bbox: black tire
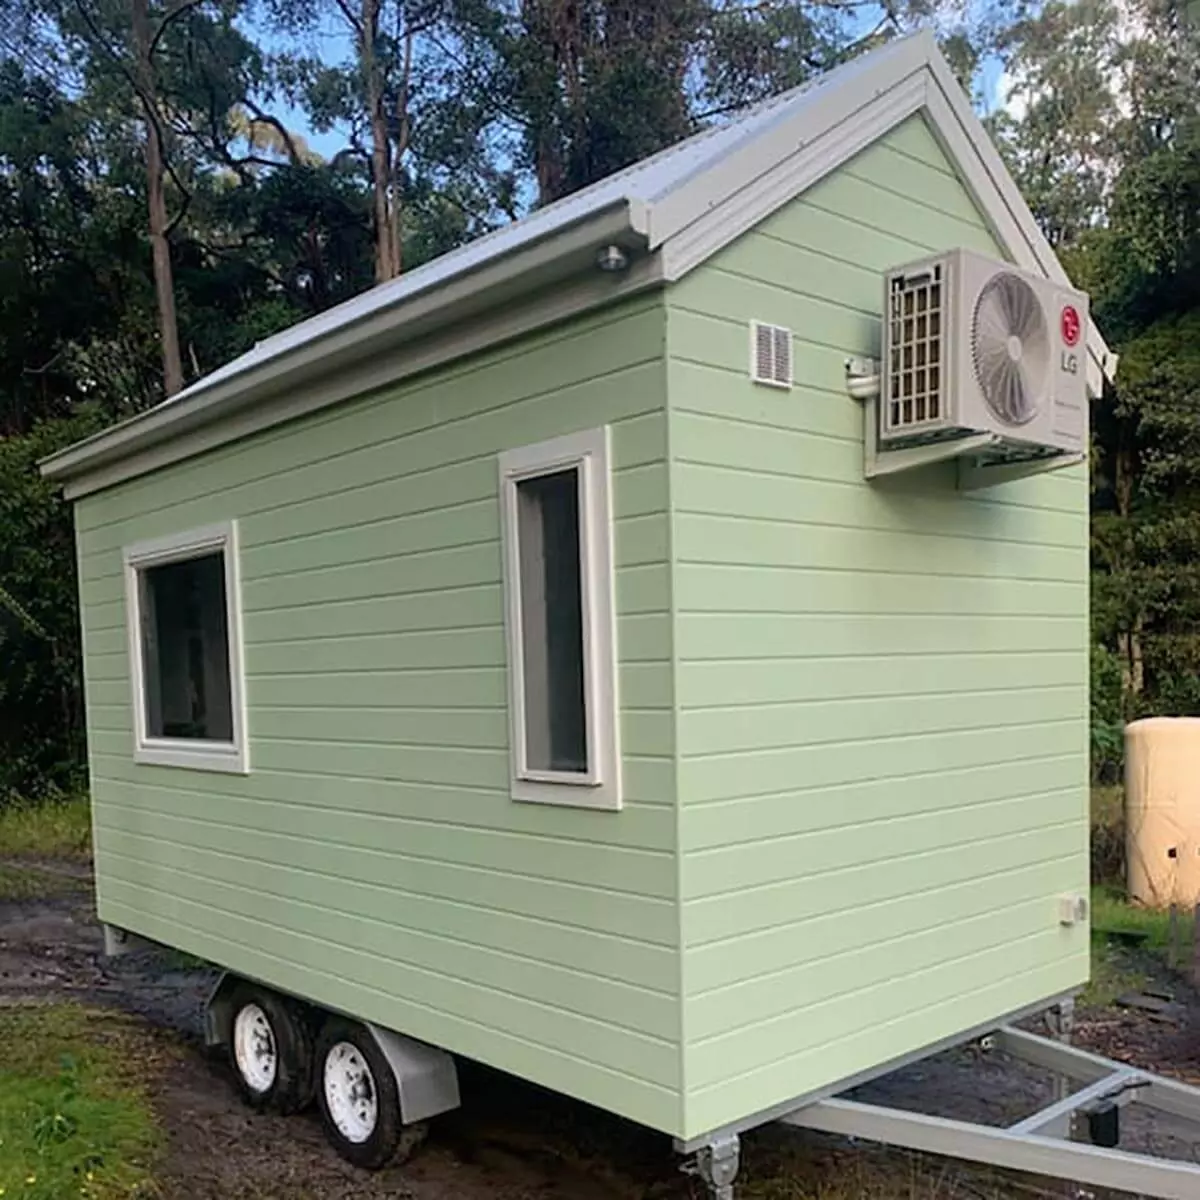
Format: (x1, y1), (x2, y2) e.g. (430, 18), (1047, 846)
(227, 983), (314, 1115)
(315, 1017), (421, 1170)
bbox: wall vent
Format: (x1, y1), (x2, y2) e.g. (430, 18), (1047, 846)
(750, 321), (793, 389)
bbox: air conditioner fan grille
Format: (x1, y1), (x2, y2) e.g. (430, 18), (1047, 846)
(971, 273), (1051, 426)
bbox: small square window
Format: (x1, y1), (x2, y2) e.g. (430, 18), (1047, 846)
(124, 522), (248, 773)
(499, 428), (620, 809)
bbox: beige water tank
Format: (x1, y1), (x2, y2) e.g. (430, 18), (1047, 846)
(1126, 717), (1200, 908)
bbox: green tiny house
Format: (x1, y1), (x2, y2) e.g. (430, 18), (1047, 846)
(45, 32), (1109, 1157)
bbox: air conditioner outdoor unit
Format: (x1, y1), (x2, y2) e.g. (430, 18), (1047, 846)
(881, 248), (1088, 460)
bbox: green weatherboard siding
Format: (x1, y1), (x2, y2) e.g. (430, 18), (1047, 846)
(667, 113), (1089, 1137)
(76, 296), (682, 1133)
(74, 112), (1088, 1144)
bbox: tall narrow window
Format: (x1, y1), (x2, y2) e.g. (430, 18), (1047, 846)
(124, 522), (248, 773)
(517, 469), (588, 773)
(499, 428), (620, 809)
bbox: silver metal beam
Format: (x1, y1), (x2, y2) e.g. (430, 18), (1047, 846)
(785, 1098), (1200, 1200)
(998, 1026), (1200, 1126)
(1007, 1068), (1142, 1138)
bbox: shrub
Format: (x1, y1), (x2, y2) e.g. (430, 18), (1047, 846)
(1090, 642), (1126, 784)
(1091, 786), (1126, 885)
(0, 410), (105, 804)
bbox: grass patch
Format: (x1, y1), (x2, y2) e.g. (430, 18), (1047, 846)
(0, 1005), (162, 1200)
(0, 798), (91, 861)
(1091, 882), (1193, 953)
(1081, 882), (1197, 1007)
(0, 864), (88, 902)
(1081, 938), (1147, 1008)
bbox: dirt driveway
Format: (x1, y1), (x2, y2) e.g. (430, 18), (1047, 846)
(4, 862), (1200, 1199)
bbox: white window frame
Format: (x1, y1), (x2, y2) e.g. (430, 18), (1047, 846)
(123, 520), (249, 774)
(498, 427), (621, 810)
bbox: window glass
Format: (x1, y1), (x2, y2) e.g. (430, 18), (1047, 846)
(138, 552), (233, 742)
(515, 468), (588, 774)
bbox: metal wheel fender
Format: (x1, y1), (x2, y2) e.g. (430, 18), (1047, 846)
(204, 972), (240, 1049)
(364, 1023), (460, 1123)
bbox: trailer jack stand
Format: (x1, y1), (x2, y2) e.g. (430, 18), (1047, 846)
(683, 1133), (740, 1199)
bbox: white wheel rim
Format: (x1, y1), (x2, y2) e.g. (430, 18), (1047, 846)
(233, 1003), (277, 1094)
(324, 1041), (379, 1144)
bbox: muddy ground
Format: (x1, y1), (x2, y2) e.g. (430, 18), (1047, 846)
(4, 862), (1200, 1199)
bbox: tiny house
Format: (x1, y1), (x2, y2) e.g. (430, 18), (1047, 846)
(43, 31), (1111, 1191)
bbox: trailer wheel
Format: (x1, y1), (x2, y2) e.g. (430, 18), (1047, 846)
(228, 984), (313, 1114)
(316, 1018), (426, 1169)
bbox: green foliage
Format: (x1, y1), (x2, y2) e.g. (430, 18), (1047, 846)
(1000, 1), (1200, 755)
(0, 796), (92, 860)
(0, 62), (160, 429)
(1090, 645), (1124, 782)
(989, 0), (1125, 248)
(1090, 785), (1125, 884)
(0, 1006), (160, 1200)
(0, 416), (108, 804)
(1092, 883), (1194, 951)
(446, 0), (973, 205)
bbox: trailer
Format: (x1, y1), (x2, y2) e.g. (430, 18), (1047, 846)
(46, 27), (1199, 1199)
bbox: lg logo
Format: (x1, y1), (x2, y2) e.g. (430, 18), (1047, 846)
(1061, 304), (1081, 374)
(1061, 304), (1081, 347)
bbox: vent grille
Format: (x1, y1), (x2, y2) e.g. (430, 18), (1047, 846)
(887, 265), (943, 431)
(750, 321), (792, 389)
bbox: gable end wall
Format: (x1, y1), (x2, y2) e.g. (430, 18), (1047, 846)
(666, 113), (1090, 1138)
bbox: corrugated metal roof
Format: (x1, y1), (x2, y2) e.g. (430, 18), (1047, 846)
(171, 40), (884, 405)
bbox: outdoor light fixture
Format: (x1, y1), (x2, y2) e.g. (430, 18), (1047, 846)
(595, 244), (629, 273)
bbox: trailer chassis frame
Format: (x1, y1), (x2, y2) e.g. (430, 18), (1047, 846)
(684, 1017), (1200, 1200)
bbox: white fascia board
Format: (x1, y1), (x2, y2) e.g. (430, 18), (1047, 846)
(658, 71), (928, 280)
(920, 50), (1115, 392)
(647, 33), (932, 255)
(41, 198), (650, 490)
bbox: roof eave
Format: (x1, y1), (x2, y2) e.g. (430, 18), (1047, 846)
(41, 197), (651, 488)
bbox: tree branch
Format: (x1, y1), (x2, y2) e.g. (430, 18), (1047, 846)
(148, 0), (207, 59)
(190, 235), (289, 291)
(332, 0), (363, 36)
(163, 185), (192, 237)
(242, 98), (307, 166)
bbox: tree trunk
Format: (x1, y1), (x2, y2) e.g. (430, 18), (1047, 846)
(362, 0), (399, 283)
(1114, 430), (1144, 706)
(389, 29), (414, 275)
(131, 0), (184, 397)
(522, 0), (565, 204)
